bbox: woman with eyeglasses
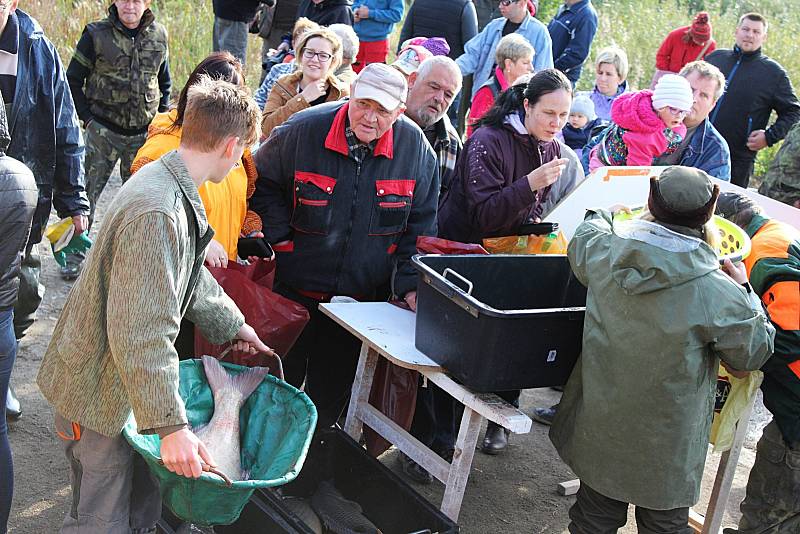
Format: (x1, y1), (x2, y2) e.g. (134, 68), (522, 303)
(261, 28), (349, 140)
(588, 73), (695, 172)
(437, 69), (585, 454)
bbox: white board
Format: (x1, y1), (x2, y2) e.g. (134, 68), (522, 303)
(544, 166), (800, 240)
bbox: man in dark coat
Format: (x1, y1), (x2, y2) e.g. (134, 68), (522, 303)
(297, 0), (354, 26)
(706, 12), (800, 188)
(1, 3), (89, 419)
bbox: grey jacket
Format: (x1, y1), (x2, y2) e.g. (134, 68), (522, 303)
(0, 96), (37, 310)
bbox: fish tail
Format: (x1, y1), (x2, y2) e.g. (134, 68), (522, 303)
(201, 355), (269, 401)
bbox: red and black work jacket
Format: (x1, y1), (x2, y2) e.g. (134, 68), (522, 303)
(251, 101), (439, 299)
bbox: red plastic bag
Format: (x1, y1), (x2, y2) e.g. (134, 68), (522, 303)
(416, 236), (489, 255)
(195, 261), (309, 367)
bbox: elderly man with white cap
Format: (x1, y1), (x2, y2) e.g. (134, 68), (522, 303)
(251, 63), (439, 427)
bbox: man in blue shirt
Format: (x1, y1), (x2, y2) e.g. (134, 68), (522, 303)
(456, 0), (553, 99)
(547, 0), (598, 87)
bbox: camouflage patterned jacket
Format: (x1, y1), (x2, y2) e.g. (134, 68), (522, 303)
(68, 5), (170, 134)
(760, 120), (800, 207)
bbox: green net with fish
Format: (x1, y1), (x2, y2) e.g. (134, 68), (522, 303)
(123, 359), (317, 526)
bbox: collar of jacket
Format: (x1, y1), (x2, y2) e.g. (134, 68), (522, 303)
(325, 101), (394, 159)
(433, 113), (459, 149)
(159, 150), (210, 238)
(558, 0), (591, 15)
(108, 4), (155, 35)
(733, 44), (762, 60)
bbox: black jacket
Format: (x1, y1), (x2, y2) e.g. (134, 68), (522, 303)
(706, 46), (800, 162)
(297, 0), (354, 26)
(213, 0), (265, 22)
(398, 0), (478, 59)
(0, 96), (37, 311)
(252, 101), (439, 297)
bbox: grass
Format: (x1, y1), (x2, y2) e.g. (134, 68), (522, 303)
(25, 0), (800, 175)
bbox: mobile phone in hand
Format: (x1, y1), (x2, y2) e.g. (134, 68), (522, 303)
(237, 237), (274, 260)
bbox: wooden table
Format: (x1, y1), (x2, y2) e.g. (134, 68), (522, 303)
(320, 302), (532, 522)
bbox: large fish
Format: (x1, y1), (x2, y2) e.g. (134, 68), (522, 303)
(194, 355), (269, 482)
(311, 480), (383, 534)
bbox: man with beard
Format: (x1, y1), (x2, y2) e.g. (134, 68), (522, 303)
(404, 56), (463, 199)
(396, 56), (465, 484)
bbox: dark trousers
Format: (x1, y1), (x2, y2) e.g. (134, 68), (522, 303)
(568, 483), (692, 534)
(274, 284), (363, 428)
(410, 380), (459, 455)
(723, 420), (800, 533)
(731, 157), (755, 189)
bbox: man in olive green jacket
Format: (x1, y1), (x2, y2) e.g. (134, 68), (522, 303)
(37, 77), (267, 533)
(550, 167), (775, 533)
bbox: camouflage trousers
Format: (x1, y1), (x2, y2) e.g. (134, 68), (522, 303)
(84, 121), (148, 227)
(724, 421), (800, 533)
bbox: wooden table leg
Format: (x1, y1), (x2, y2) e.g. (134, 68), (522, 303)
(343, 343), (378, 441)
(701, 394), (757, 534)
(441, 406), (482, 522)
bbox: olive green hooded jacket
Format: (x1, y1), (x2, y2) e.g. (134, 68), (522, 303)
(550, 209), (775, 510)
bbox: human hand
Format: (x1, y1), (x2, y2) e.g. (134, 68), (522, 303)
(204, 239), (228, 268)
(526, 158), (568, 192)
(404, 291), (417, 312)
(355, 5), (369, 19)
(721, 258), (748, 285)
(72, 215), (89, 235)
(234, 323), (276, 356)
(721, 361), (750, 379)
(160, 428), (215, 479)
(300, 80), (328, 103)
(746, 130), (768, 151)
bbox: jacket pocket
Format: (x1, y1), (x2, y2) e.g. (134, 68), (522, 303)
(291, 171), (337, 235)
(369, 179), (414, 236)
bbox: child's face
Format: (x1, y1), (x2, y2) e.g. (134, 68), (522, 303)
(656, 106), (687, 130)
(569, 112), (589, 129)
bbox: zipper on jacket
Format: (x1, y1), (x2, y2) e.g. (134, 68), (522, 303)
(333, 161), (362, 294)
(710, 56), (742, 124)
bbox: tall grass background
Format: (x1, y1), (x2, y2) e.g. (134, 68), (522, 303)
(25, 0), (800, 176)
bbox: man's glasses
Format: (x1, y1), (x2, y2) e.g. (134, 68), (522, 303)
(302, 49), (333, 62)
(499, 0), (521, 6)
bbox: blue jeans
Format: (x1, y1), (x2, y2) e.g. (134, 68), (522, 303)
(0, 309), (16, 534)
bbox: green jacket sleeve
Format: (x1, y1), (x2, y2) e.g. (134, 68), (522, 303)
(704, 278), (776, 372)
(106, 212), (188, 432)
(567, 208), (612, 287)
(185, 265), (244, 345)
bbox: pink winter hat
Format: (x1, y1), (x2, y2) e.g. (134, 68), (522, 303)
(652, 74), (693, 112)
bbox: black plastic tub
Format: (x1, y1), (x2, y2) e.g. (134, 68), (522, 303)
(159, 428), (458, 533)
(413, 254), (587, 392)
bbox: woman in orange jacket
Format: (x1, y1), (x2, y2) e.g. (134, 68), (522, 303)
(132, 52), (262, 265)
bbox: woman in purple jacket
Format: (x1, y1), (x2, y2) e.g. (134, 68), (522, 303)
(438, 69), (584, 453)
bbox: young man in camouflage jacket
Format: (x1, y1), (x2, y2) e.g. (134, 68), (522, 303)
(759, 120), (800, 209)
(64, 0), (171, 278)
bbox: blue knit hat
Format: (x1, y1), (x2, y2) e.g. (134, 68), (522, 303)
(570, 93), (596, 121)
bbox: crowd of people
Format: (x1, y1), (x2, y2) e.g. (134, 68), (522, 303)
(0, 0), (799, 533)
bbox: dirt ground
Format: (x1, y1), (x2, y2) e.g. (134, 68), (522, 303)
(6, 172), (771, 533)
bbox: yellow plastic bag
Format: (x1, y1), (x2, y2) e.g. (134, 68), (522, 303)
(482, 231), (568, 255)
(710, 365), (763, 453)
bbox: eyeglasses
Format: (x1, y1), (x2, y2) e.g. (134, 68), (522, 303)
(666, 106), (690, 117)
(499, 0), (521, 6)
(302, 49), (333, 62)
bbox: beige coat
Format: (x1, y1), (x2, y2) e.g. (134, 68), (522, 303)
(37, 150), (244, 437)
(261, 69), (348, 139)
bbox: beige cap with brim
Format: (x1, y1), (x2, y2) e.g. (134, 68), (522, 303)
(352, 63), (408, 111)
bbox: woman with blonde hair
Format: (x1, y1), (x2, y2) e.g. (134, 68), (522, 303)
(467, 33), (534, 137)
(261, 28), (349, 140)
